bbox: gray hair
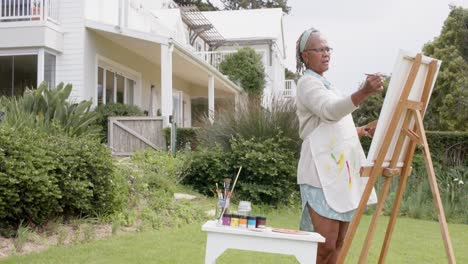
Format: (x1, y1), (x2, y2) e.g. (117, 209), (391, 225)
(296, 28), (319, 74)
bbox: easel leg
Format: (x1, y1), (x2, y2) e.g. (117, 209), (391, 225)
(422, 143), (457, 263)
(358, 176), (393, 263)
(378, 165), (412, 264)
(337, 174), (379, 264)
(414, 111), (456, 264)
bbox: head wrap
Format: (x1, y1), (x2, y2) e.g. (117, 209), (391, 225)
(295, 27), (319, 74)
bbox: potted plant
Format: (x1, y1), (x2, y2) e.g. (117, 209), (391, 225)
(31, 0), (41, 20)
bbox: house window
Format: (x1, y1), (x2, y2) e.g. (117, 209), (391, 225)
(196, 42), (203, 52)
(172, 90), (184, 126)
(44, 52), (56, 88)
(126, 79), (134, 105)
(97, 65), (136, 105)
(0, 55), (37, 96)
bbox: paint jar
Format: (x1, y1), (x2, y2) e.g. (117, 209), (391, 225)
(230, 214), (239, 227)
(256, 216), (267, 229)
(222, 214), (231, 226)
(247, 216), (256, 229)
(238, 201), (252, 216)
(238, 215), (247, 228)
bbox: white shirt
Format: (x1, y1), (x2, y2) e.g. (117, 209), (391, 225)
(296, 71), (358, 187)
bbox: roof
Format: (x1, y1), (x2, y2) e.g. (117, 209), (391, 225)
(201, 8), (285, 55)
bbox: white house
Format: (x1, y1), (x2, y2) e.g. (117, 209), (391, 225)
(0, 0), (295, 128)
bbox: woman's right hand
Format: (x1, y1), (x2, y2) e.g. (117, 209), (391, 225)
(351, 73), (385, 106)
(361, 73), (385, 95)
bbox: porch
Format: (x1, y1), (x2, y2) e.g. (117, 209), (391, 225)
(0, 0), (59, 23)
(84, 24), (242, 128)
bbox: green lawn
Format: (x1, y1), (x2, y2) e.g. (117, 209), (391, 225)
(2, 208), (466, 264)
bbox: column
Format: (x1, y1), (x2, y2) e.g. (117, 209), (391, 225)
(161, 43), (173, 126)
(37, 48), (45, 87)
(208, 75), (214, 123)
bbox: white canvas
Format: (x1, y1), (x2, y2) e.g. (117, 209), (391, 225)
(365, 50), (441, 167)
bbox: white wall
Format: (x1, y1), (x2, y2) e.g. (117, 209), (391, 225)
(0, 26), (63, 52)
(55, 0), (86, 100)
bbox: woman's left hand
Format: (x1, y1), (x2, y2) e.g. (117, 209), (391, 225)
(357, 126), (374, 138)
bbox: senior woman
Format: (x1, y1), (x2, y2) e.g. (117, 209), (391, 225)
(295, 27), (383, 264)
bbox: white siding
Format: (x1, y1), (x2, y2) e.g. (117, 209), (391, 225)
(0, 26), (63, 52)
(56, 0), (86, 100)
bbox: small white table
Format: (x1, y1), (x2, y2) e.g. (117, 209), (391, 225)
(202, 220), (325, 264)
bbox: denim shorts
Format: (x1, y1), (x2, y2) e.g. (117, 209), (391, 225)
(299, 184), (355, 232)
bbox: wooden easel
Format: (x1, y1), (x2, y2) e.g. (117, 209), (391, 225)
(337, 54), (456, 264)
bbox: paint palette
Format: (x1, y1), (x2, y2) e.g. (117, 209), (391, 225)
(271, 228), (309, 235)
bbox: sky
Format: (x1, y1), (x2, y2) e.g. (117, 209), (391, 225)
(210, 0), (468, 94)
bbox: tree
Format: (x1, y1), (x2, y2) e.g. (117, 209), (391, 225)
(285, 68), (299, 80)
(174, 0), (218, 11)
(422, 6), (468, 131)
(219, 47), (265, 98)
(220, 0), (291, 14)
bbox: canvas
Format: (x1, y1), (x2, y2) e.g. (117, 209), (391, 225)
(365, 50), (441, 167)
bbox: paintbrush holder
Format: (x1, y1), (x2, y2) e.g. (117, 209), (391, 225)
(215, 197), (230, 219)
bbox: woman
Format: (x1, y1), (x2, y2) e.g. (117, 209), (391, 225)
(295, 28), (383, 264)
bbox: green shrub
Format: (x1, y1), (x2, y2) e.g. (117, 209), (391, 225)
(182, 146), (232, 197)
(219, 47), (265, 97)
(0, 127), (61, 227)
(164, 127), (199, 151)
(115, 149), (208, 230)
(183, 135), (297, 205)
(230, 135), (297, 205)
(0, 127), (123, 228)
(94, 103), (144, 142)
(197, 97), (300, 155)
(0, 83), (100, 137)
(49, 135), (121, 217)
(185, 98), (300, 205)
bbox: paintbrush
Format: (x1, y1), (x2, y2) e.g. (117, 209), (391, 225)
(365, 73), (389, 78)
(217, 167), (243, 223)
(227, 167), (242, 199)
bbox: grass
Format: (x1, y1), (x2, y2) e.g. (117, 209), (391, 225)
(1, 207), (466, 264)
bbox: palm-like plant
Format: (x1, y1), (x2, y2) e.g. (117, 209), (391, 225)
(0, 83), (100, 137)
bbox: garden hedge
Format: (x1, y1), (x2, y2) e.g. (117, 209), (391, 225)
(0, 127), (124, 229)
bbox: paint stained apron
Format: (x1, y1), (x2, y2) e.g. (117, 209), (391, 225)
(308, 114), (378, 213)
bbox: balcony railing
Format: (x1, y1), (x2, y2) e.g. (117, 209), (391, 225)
(194, 50), (267, 71)
(0, 0), (59, 23)
(280, 80), (297, 97)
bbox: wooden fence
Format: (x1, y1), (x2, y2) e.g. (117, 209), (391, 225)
(108, 116), (166, 156)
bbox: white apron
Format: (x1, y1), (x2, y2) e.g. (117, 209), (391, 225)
(307, 114), (378, 213)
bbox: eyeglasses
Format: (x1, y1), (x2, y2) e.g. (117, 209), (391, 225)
(303, 47), (333, 54)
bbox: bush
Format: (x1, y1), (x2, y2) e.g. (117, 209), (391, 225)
(183, 135), (298, 205)
(197, 97), (300, 155)
(184, 98), (300, 205)
(164, 127), (199, 151)
(49, 135), (122, 217)
(219, 47), (265, 97)
(182, 146), (232, 197)
(94, 103), (144, 142)
(0, 83), (100, 137)
(0, 127), (123, 228)
(115, 149), (207, 230)
(230, 135), (297, 205)
(0, 128), (61, 227)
